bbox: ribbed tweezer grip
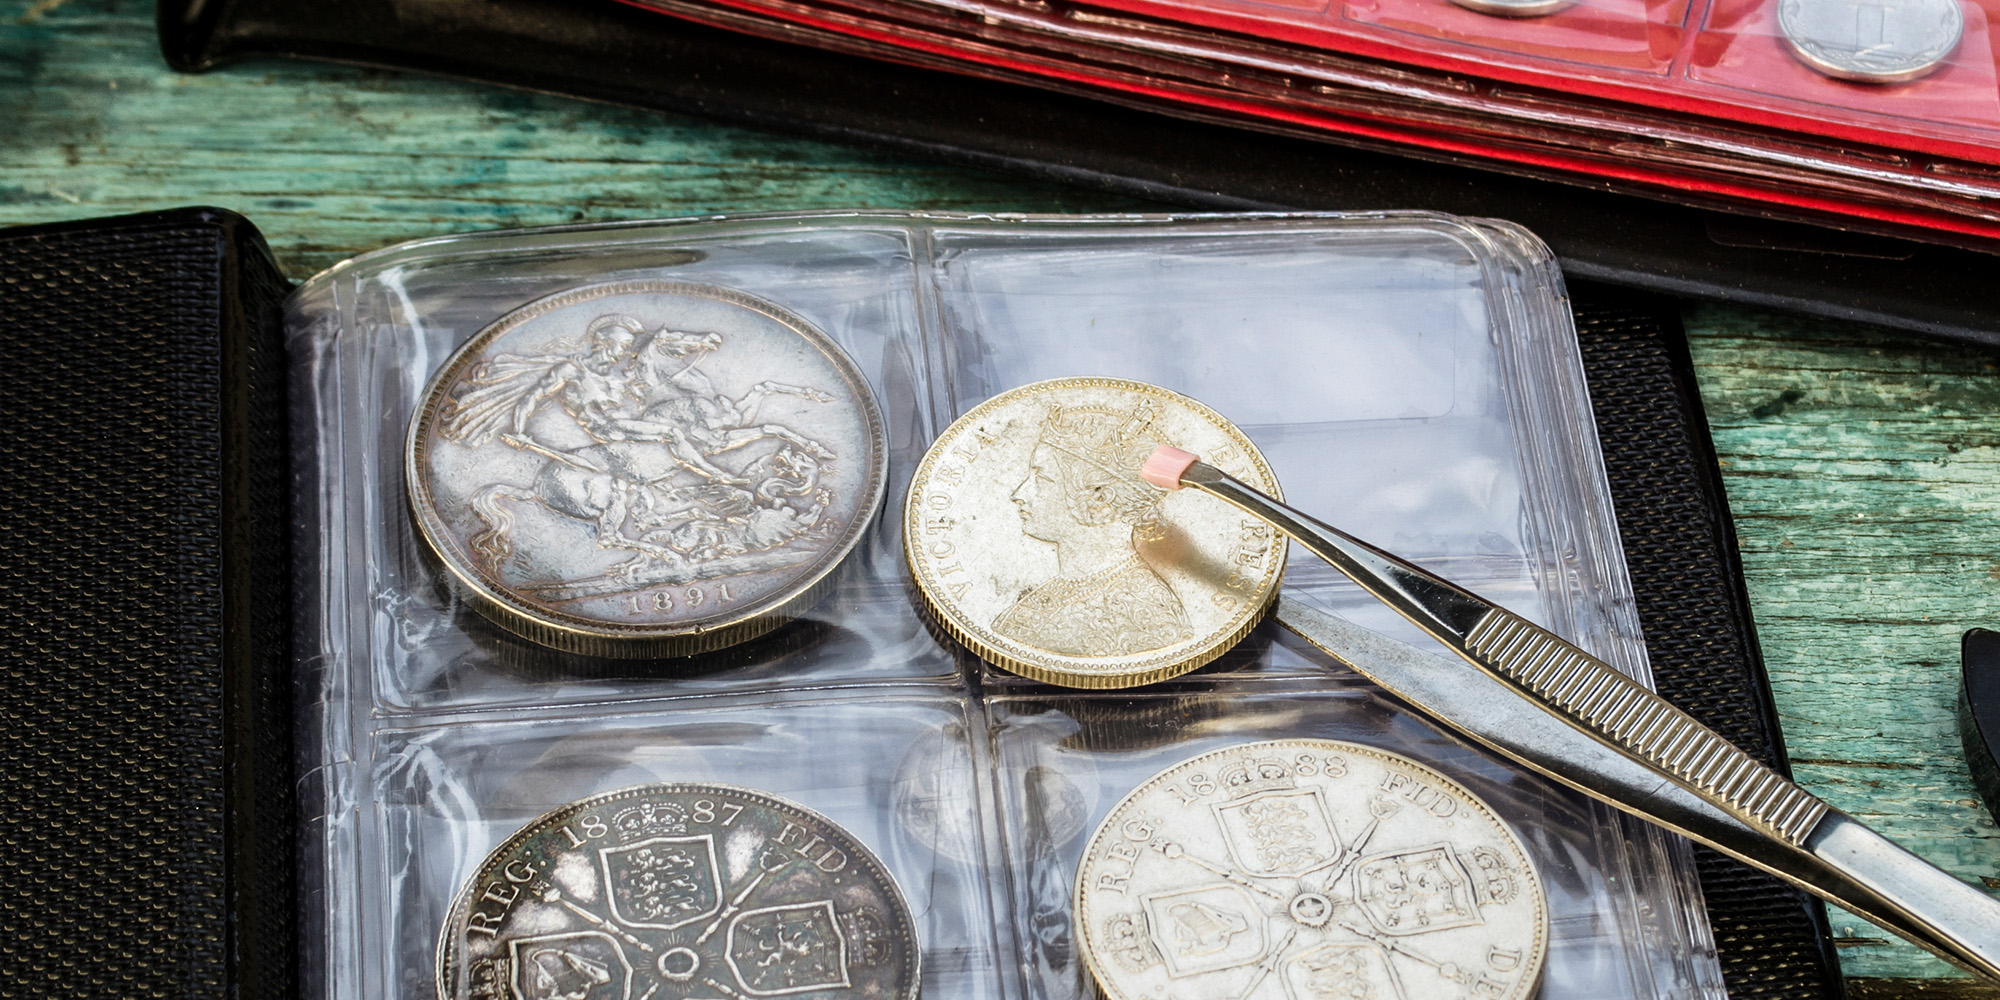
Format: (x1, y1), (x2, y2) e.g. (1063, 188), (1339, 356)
(1465, 609), (1829, 846)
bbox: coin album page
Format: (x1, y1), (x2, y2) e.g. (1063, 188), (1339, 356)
(288, 212), (1729, 1000)
(609, 0), (2000, 242)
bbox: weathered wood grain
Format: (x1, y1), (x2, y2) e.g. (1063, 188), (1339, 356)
(1688, 305), (2000, 984)
(0, 0), (1155, 275)
(8, 0), (2000, 989)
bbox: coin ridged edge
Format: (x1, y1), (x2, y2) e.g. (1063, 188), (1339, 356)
(436, 781), (921, 1000)
(1072, 738), (1550, 1000)
(903, 377), (1283, 689)
(405, 279), (889, 658)
(436, 554), (846, 659)
(909, 566), (1275, 689)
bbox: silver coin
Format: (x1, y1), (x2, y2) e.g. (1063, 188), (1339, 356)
(890, 724), (986, 864)
(905, 378), (1284, 688)
(1075, 740), (1546, 1000)
(1447, 0), (1571, 18)
(1780, 0), (1963, 82)
(438, 783), (919, 1000)
(892, 726), (1099, 863)
(409, 281), (888, 658)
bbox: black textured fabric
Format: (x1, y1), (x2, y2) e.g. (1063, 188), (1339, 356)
(1571, 282), (1844, 1000)
(0, 208), (294, 1000)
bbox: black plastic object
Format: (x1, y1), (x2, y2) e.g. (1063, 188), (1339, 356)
(0, 208), (295, 1000)
(157, 0), (2000, 351)
(1958, 629), (2000, 826)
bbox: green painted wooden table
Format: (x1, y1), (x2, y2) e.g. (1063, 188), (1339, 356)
(6, 0), (1999, 993)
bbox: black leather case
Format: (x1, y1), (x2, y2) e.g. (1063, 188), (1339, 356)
(0, 207), (295, 1000)
(0, 204), (1838, 998)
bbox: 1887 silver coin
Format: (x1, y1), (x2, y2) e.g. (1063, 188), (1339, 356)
(1076, 740), (1546, 1000)
(438, 783), (918, 1000)
(409, 281), (887, 658)
(1780, 0), (1963, 82)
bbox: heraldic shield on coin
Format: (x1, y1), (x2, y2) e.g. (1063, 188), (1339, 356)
(1076, 740), (1547, 1000)
(438, 783), (919, 1000)
(905, 378), (1284, 688)
(409, 281), (888, 658)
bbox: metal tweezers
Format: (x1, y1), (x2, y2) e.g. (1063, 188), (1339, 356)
(1168, 457), (2000, 983)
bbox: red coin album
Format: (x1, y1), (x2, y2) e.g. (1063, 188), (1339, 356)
(612, 0), (2000, 243)
(158, 0), (2000, 349)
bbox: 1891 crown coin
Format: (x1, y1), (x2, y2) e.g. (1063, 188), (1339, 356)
(409, 281), (888, 658)
(438, 783), (919, 1000)
(905, 377), (1283, 688)
(1075, 740), (1547, 1000)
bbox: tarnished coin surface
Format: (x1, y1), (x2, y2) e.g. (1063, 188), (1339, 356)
(438, 783), (918, 1000)
(1075, 740), (1546, 1000)
(1780, 0), (1963, 82)
(905, 378), (1283, 688)
(409, 281), (887, 658)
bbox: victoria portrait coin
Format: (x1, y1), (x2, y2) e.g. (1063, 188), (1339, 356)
(438, 783), (918, 1000)
(1075, 740), (1547, 1000)
(1779, 0), (1963, 82)
(408, 281), (888, 658)
(904, 377), (1283, 688)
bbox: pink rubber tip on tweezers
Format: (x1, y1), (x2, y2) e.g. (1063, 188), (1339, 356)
(1142, 446), (1200, 489)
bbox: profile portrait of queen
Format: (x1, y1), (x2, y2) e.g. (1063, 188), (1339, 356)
(991, 401), (1192, 656)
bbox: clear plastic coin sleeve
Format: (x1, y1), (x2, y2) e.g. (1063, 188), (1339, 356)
(289, 211), (1728, 1000)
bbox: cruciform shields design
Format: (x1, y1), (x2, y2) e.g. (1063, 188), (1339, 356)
(599, 835), (725, 932)
(509, 931), (637, 1000)
(724, 900), (853, 995)
(1352, 844), (1484, 936)
(1211, 786), (1343, 879)
(1140, 884), (1269, 978)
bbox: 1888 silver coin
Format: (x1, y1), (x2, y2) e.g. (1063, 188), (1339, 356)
(1076, 740), (1546, 1000)
(905, 378), (1284, 688)
(1780, 0), (1963, 82)
(409, 281), (887, 658)
(439, 783), (918, 1000)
